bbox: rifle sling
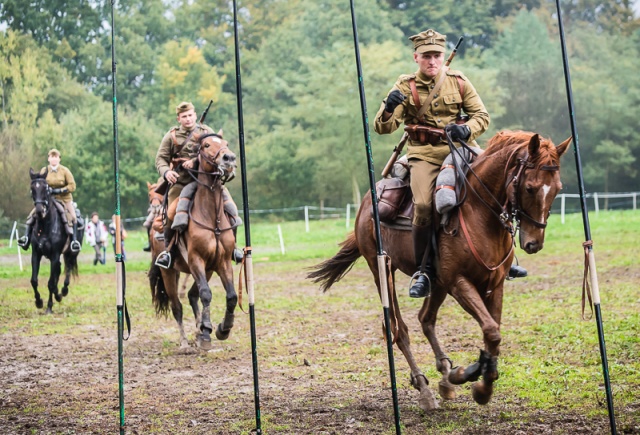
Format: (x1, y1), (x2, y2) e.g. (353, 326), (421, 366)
(411, 67), (449, 122)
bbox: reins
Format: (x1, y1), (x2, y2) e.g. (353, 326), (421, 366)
(446, 132), (559, 272)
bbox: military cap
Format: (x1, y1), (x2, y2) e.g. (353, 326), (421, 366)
(409, 29), (446, 54)
(48, 148), (61, 156)
(176, 101), (195, 115)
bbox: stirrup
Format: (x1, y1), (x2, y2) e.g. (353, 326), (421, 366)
(70, 240), (81, 253)
(232, 248), (244, 265)
(155, 251), (172, 269)
(142, 243), (151, 252)
(408, 271), (431, 299)
(17, 236), (29, 249)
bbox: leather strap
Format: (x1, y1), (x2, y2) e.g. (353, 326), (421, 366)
(412, 66), (449, 122)
(172, 125), (201, 159)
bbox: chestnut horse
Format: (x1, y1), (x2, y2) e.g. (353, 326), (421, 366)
(309, 131), (570, 410)
(149, 132), (238, 349)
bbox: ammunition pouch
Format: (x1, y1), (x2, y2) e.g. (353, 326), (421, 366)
(404, 124), (445, 145)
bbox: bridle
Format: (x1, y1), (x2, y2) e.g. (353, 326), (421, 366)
(31, 179), (51, 212)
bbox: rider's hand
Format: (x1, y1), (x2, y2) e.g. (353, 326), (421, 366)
(50, 187), (68, 194)
(164, 170), (178, 184)
(445, 123), (471, 141)
(384, 90), (406, 114)
(183, 159), (195, 169)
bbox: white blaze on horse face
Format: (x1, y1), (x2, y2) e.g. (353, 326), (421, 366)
(211, 137), (222, 144)
(540, 183), (552, 221)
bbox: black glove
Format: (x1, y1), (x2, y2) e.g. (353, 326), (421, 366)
(50, 187), (68, 194)
(384, 90), (406, 114)
(445, 123), (471, 141)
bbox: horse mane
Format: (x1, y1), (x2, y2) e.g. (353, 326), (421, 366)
(482, 130), (560, 168)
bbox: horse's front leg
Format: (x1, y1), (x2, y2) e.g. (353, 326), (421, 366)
(214, 258), (237, 341)
(447, 277), (501, 405)
(61, 253), (72, 298)
(187, 281), (201, 332)
(418, 284), (456, 401)
(45, 257), (62, 314)
(31, 253), (43, 309)
(189, 258), (214, 350)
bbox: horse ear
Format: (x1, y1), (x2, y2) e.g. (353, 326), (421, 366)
(147, 181), (152, 189)
(29, 168), (36, 179)
(528, 133), (541, 156)
(555, 136), (572, 157)
(217, 128), (223, 138)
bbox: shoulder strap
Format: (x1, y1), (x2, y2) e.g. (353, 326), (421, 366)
(171, 125), (200, 158)
(415, 66), (449, 121)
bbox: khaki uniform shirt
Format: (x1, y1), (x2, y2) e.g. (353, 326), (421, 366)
(155, 123), (214, 186)
(374, 68), (490, 165)
(41, 164), (76, 202)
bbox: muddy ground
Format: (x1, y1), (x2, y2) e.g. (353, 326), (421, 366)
(1, 246), (638, 434)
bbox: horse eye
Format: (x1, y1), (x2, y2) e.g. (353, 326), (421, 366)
(204, 144), (210, 148)
(525, 185), (534, 194)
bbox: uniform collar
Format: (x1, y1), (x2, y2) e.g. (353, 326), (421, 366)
(49, 165), (59, 173)
(179, 124), (199, 134)
(415, 68), (445, 84)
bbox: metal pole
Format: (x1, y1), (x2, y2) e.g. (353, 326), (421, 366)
(554, 1), (616, 433)
(349, 1), (401, 433)
(232, 1), (261, 432)
(110, 2), (126, 434)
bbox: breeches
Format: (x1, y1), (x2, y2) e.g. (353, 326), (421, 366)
(408, 159), (441, 227)
(168, 183), (186, 207)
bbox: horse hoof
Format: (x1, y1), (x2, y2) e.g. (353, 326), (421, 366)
(418, 389), (439, 411)
(471, 381), (493, 405)
(448, 366), (467, 385)
(215, 324), (231, 341)
(438, 379), (456, 400)
(45, 308), (53, 315)
(197, 335), (212, 350)
(54, 293), (62, 302)
(35, 299), (43, 309)
(61, 287), (69, 297)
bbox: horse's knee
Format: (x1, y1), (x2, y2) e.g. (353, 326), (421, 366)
(482, 324), (501, 348)
(199, 288), (212, 305)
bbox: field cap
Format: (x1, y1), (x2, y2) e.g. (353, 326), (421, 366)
(176, 101), (195, 115)
(48, 148), (61, 157)
(409, 29), (446, 54)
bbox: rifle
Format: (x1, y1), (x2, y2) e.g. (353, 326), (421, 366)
(381, 132), (409, 178)
(199, 99), (213, 124)
(380, 36), (464, 178)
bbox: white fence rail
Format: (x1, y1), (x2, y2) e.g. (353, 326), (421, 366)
(556, 192), (638, 223)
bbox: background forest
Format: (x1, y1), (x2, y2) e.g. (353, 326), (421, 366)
(1, 0), (639, 224)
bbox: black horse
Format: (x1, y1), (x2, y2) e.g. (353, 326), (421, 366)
(26, 169), (84, 313)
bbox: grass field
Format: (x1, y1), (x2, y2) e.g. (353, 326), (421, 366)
(0, 210), (639, 434)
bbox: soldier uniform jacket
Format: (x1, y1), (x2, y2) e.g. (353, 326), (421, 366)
(41, 164), (76, 202)
(374, 68), (490, 166)
(155, 123), (214, 186)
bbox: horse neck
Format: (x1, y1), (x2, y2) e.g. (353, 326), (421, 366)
(468, 146), (520, 206)
(193, 172), (223, 221)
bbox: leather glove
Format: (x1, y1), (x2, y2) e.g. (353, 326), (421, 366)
(384, 90), (406, 114)
(50, 187), (67, 194)
(445, 123), (471, 141)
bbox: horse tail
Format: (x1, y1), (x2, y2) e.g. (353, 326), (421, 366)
(307, 232), (361, 292)
(63, 251), (79, 278)
(148, 263), (170, 316)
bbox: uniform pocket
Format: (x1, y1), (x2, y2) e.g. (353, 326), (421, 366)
(443, 93), (461, 105)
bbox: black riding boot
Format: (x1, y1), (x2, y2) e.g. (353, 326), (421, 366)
(508, 263), (528, 279)
(143, 226), (151, 252)
(18, 224), (33, 251)
(409, 225), (436, 298)
(231, 228), (243, 265)
(70, 222), (81, 252)
(155, 225), (175, 269)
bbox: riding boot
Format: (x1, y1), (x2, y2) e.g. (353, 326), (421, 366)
(143, 226), (151, 252)
(508, 263), (528, 279)
(231, 227), (243, 265)
(155, 225), (175, 269)
(18, 224), (33, 251)
(70, 222), (81, 253)
(409, 224), (436, 298)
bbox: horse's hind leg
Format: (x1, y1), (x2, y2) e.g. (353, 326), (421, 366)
(61, 253), (72, 298)
(190, 259), (214, 349)
(187, 280), (201, 332)
(31, 253), (43, 309)
(214, 263), (237, 341)
(387, 270), (439, 411)
(418, 285), (456, 400)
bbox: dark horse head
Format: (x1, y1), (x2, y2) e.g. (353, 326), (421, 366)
(30, 168), (52, 220)
(27, 168), (81, 313)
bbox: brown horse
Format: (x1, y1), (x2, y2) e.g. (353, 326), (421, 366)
(149, 132), (238, 349)
(309, 131), (570, 410)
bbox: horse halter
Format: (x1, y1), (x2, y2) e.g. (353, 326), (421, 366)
(505, 150), (559, 230)
(31, 179), (51, 208)
(197, 133), (235, 183)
